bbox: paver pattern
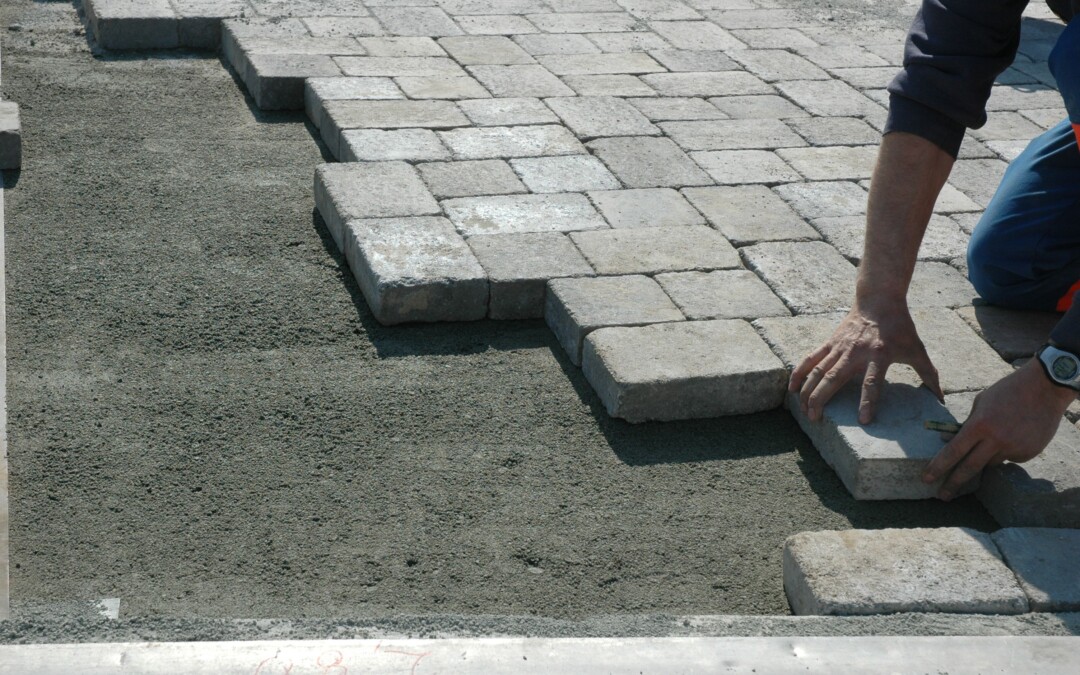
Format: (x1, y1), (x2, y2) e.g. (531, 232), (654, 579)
(80, 1), (1080, 508)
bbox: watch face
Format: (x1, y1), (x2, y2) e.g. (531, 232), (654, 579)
(1052, 354), (1079, 381)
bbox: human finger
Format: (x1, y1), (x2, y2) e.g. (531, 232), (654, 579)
(937, 442), (997, 501)
(922, 426), (978, 484)
(805, 355), (860, 422)
(858, 359), (889, 425)
(799, 348), (842, 417)
(908, 345), (944, 402)
(790, 343), (832, 392)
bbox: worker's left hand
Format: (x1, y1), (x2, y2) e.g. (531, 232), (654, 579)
(922, 359), (1076, 501)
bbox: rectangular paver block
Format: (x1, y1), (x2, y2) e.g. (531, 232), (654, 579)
(627, 97), (729, 121)
(589, 188), (706, 229)
(561, 74), (657, 97)
(992, 528), (1080, 612)
(740, 241), (856, 315)
(510, 155), (620, 193)
(537, 53), (666, 76)
(314, 162), (440, 250)
(340, 129), (450, 162)
(657, 270), (790, 320)
(304, 77), (404, 130)
(343, 217), (488, 325)
(544, 96), (660, 139)
(641, 72), (773, 97)
(570, 226), (740, 275)
(773, 181), (868, 220)
(86, 0), (179, 50)
(783, 528), (1029, 615)
(322, 100), (469, 158)
(457, 97), (560, 126)
(244, 53), (342, 110)
(174, 0), (247, 50)
(691, 150), (801, 185)
(775, 80), (883, 117)
(583, 320), (787, 422)
(0, 102), (21, 170)
(444, 193), (608, 236)
(788, 382), (977, 501)
(369, 6), (463, 37)
(468, 232), (594, 319)
(417, 159), (527, 198)
(468, 65), (576, 98)
(588, 136), (713, 188)
(545, 275), (684, 366)
(438, 35), (535, 65)
(439, 125), (586, 160)
(708, 95), (808, 120)
(811, 214), (968, 263)
(661, 119), (805, 151)
(956, 305), (1063, 361)
(682, 185), (819, 245)
(394, 75), (491, 100)
(336, 57), (467, 78)
(777, 146), (878, 181)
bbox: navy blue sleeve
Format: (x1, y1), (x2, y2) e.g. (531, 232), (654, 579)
(885, 0), (1030, 157)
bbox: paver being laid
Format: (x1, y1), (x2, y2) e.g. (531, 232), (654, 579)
(991, 528), (1080, 611)
(582, 320), (788, 422)
(783, 528), (1029, 615)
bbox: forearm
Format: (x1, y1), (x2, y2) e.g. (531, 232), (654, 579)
(857, 132), (955, 309)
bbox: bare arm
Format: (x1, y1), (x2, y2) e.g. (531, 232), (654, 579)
(789, 131), (953, 423)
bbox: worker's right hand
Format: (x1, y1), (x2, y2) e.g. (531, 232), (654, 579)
(788, 302), (944, 424)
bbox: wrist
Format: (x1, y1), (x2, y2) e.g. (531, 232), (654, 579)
(1026, 359), (1078, 412)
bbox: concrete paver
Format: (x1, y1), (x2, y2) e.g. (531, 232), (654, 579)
(657, 270), (790, 320)
(993, 528), (1080, 612)
(444, 193), (608, 236)
(683, 185), (819, 245)
(0, 102), (21, 170)
(590, 188), (705, 229)
(588, 136), (713, 187)
(417, 159), (528, 198)
(570, 226), (740, 275)
(740, 241), (856, 315)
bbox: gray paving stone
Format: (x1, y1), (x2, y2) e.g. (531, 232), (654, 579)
(417, 159), (527, 198)
(641, 72), (773, 97)
(248, 0), (371, 17)
(538, 53), (666, 76)
(793, 44), (890, 69)
(545, 275), (684, 366)
(907, 262), (979, 309)
(830, 66), (900, 90)
(321, 99), (469, 158)
(682, 185), (819, 245)
(340, 128), (451, 162)
(514, 33), (601, 56)
(752, 312), (845, 372)
(729, 50), (830, 82)
(233, 35), (368, 57)
(440, 0), (549, 14)
(934, 184), (983, 214)
(707, 95), (807, 120)
(342, 217), (488, 325)
(357, 37), (447, 57)
(1020, 107), (1068, 129)
(86, 0), (179, 50)
(244, 53), (343, 110)
(955, 305), (1062, 361)
(777, 146), (878, 181)
(221, 18), (309, 76)
(394, 75), (491, 99)
(787, 117), (880, 146)
(370, 6), (464, 36)
(561, 74), (657, 97)
(992, 528), (1080, 612)
(627, 97), (728, 121)
(585, 31), (671, 53)
(949, 212), (981, 236)
(456, 15), (539, 35)
(438, 35), (535, 65)
(545, 96), (660, 138)
(0, 102), (22, 171)
(304, 77), (404, 129)
(583, 320), (787, 422)
(302, 17), (385, 38)
(810, 214), (968, 264)
(439, 125), (586, 159)
(661, 119), (805, 151)
(335, 56), (467, 77)
(589, 188), (706, 229)
(511, 155), (620, 193)
(570, 226), (740, 275)
(783, 528), (1029, 614)
(948, 159), (1010, 208)
(547, 0), (621, 10)
(690, 150), (801, 184)
(457, 97), (559, 126)
(741, 241), (856, 315)
(904, 308), (1014, 393)
(173, 0), (247, 50)
(956, 134), (998, 159)
(775, 80), (883, 117)
(467, 232), (595, 319)
(730, 28), (819, 50)
(985, 85), (1064, 112)
(773, 181), (868, 219)
(707, 8), (800, 29)
(527, 12), (640, 33)
(444, 193), (608, 236)
(657, 270), (790, 320)
(468, 65), (577, 97)
(588, 136), (712, 188)
(615, 0), (702, 21)
(649, 20), (745, 51)
(314, 162), (441, 251)
(984, 139), (1028, 162)
(944, 392), (1080, 529)
(648, 49), (737, 72)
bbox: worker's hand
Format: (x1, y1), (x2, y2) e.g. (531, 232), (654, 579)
(789, 302), (943, 424)
(923, 359), (1075, 501)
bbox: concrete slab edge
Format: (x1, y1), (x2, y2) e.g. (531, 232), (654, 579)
(1, 636), (1079, 674)
(0, 168), (8, 621)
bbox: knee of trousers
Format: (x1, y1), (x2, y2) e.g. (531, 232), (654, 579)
(966, 226), (1024, 307)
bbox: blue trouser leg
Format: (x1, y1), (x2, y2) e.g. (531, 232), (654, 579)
(967, 19), (1080, 311)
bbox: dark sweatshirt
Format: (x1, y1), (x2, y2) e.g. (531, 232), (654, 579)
(883, 0), (1080, 354)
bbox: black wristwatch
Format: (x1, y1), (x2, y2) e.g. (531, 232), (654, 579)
(1036, 344), (1080, 392)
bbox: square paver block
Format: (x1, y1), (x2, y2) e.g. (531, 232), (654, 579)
(244, 53), (343, 110)
(440, 125), (586, 159)
(469, 65), (577, 98)
(0, 103), (22, 170)
(956, 305), (1063, 361)
(588, 137), (713, 188)
(314, 163), (440, 250)
(773, 181), (868, 220)
(741, 241), (856, 315)
(342, 217), (488, 325)
(340, 129), (451, 162)
(444, 193), (608, 236)
(948, 392), (1080, 529)
(691, 150), (801, 184)
(657, 270), (790, 320)
(641, 72), (773, 97)
(661, 119), (805, 151)
(544, 96), (660, 139)
(570, 226), (740, 275)
(545, 275), (684, 366)
(457, 98), (560, 126)
(417, 160), (527, 198)
(992, 528), (1080, 611)
(86, 0), (179, 50)
(589, 188), (706, 229)
(583, 320), (788, 422)
(786, 382), (977, 500)
(438, 36), (535, 65)
(510, 156), (620, 193)
(468, 232), (595, 319)
(783, 528), (1029, 615)
(778, 146), (879, 181)
(304, 77), (404, 129)
(682, 185), (819, 245)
